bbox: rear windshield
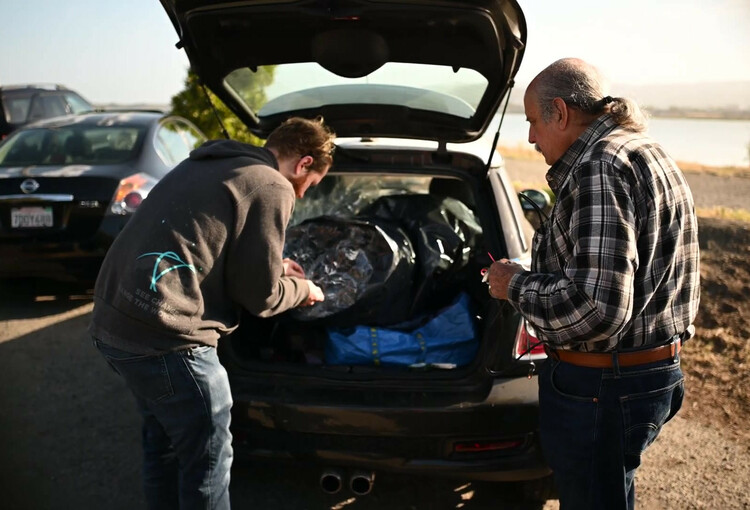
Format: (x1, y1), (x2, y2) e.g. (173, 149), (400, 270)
(1, 90), (93, 125)
(227, 63), (487, 119)
(0, 125), (145, 166)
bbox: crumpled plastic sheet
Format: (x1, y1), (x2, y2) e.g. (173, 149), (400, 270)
(359, 195), (482, 278)
(284, 216), (415, 325)
(284, 174), (484, 325)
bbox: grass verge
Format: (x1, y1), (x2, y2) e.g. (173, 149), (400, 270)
(498, 144), (750, 179)
(696, 206), (750, 223)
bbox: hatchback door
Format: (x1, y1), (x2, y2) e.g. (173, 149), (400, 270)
(159, 0), (526, 142)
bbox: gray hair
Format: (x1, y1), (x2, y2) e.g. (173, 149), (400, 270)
(533, 58), (648, 132)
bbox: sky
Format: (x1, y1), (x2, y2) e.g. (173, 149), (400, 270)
(2, 0), (749, 105)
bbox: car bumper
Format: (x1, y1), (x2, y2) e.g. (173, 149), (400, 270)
(0, 216), (127, 281)
(229, 376), (550, 481)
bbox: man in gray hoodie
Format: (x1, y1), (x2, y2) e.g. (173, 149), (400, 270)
(90, 116), (335, 509)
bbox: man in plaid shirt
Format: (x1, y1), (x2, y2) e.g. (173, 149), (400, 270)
(488, 58), (700, 509)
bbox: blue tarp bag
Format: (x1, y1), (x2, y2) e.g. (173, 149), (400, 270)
(325, 293), (477, 367)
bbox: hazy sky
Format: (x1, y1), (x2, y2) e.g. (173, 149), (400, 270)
(2, 0), (749, 105)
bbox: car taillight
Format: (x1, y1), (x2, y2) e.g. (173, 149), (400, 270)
(453, 439), (524, 454)
(123, 192), (143, 210)
(110, 173), (158, 215)
(514, 320), (547, 360)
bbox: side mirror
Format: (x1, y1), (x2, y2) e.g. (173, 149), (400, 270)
(519, 189), (551, 212)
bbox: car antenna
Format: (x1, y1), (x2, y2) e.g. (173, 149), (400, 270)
(485, 80), (514, 172)
(200, 82), (231, 139)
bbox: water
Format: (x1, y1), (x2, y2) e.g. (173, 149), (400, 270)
(490, 113), (750, 168)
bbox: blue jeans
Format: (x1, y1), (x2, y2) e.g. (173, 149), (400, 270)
(538, 353), (684, 510)
(94, 339), (233, 510)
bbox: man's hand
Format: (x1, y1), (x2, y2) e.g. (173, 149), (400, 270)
(283, 258), (306, 278)
(487, 259), (524, 300)
(300, 280), (325, 307)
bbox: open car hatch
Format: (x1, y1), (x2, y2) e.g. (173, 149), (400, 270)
(159, 0), (526, 142)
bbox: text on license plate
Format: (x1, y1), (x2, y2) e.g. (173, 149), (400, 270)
(11, 206), (54, 228)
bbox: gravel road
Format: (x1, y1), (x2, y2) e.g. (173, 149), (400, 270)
(0, 290), (551, 510)
(1, 284), (748, 509)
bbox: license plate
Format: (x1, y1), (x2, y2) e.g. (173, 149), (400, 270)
(11, 206), (54, 228)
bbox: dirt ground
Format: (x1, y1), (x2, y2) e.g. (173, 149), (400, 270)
(506, 158), (750, 509)
(632, 216), (750, 510)
(681, 217), (750, 442)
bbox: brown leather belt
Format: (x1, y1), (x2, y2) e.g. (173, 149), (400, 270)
(545, 338), (681, 368)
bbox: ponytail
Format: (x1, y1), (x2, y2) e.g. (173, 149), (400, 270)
(606, 97), (649, 132)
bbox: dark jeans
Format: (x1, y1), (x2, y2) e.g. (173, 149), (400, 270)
(538, 353), (684, 510)
(94, 339), (233, 510)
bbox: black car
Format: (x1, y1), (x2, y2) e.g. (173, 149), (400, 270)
(0, 84), (95, 140)
(159, 0), (554, 502)
(0, 111), (206, 282)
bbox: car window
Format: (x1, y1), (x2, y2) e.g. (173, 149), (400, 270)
(0, 129), (47, 165)
(0, 126), (144, 166)
(230, 63), (487, 120)
(28, 94), (68, 122)
(64, 92), (93, 113)
(3, 97), (31, 123)
(154, 120), (204, 167)
(176, 120), (205, 151)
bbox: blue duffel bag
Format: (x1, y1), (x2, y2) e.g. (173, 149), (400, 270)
(325, 293), (477, 367)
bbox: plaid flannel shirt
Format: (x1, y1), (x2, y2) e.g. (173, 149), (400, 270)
(507, 114), (700, 352)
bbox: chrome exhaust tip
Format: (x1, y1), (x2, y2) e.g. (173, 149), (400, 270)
(319, 470), (343, 494)
(349, 471), (375, 496)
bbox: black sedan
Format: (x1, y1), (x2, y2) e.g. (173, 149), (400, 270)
(0, 111), (206, 283)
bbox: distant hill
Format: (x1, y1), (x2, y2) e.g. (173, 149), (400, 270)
(616, 81), (750, 111)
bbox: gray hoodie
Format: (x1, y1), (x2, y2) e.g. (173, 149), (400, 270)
(89, 140), (309, 354)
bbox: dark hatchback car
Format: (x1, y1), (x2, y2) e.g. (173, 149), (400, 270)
(160, 0), (553, 501)
(0, 111), (206, 282)
(0, 84), (95, 140)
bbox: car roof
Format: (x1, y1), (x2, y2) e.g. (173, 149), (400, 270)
(0, 84), (76, 93)
(159, 0), (526, 143)
(20, 111), (168, 129)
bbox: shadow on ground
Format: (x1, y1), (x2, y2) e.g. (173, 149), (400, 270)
(0, 282), (548, 510)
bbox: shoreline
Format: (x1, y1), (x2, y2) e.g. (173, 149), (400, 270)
(504, 105), (750, 122)
(497, 143), (750, 178)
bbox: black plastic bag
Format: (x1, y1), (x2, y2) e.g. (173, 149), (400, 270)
(358, 195), (482, 313)
(283, 216), (415, 326)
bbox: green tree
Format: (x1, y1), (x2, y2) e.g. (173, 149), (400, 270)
(170, 67), (275, 145)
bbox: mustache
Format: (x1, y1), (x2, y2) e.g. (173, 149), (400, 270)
(534, 144), (543, 154)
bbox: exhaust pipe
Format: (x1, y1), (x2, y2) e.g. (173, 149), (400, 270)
(319, 470), (343, 494)
(349, 471), (375, 496)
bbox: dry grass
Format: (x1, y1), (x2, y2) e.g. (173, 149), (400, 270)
(696, 206), (750, 223)
(497, 143), (545, 162)
(499, 143), (750, 178)
(678, 161), (750, 178)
